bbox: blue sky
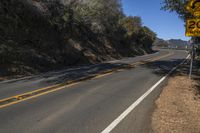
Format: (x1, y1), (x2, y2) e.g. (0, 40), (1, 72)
(122, 0), (190, 41)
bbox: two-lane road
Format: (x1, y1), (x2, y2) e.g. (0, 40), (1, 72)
(0, 50), (188, 133)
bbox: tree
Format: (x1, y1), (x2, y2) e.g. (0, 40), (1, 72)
(120, 16), (156, 50)
(122, 16), (142, 36)
(138, 26), (156, 51)
(162, 0), (190, 20)
(162, 0), (200, 46)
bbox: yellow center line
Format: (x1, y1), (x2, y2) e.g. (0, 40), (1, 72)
(0, 51), (174, 109)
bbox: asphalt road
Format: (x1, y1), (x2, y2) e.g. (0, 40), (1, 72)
(0, 49), (188, 133)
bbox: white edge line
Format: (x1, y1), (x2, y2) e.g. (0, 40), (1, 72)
(101, 54), (190, 133)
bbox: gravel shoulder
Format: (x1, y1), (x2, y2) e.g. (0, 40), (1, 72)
(151, 74), (200, 133)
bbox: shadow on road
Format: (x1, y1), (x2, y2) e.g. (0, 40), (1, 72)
(42, 58), (191, 86)
(33, 63), (131, 85)
(142, 57), (200, 95)
(16, 58), (191, 86)
(141, 59), (187, 76)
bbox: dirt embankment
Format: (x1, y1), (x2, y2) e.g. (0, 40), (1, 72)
(152, 75), (200, 133)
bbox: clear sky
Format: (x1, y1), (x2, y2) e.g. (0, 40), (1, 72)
(122, 0), (190, 41)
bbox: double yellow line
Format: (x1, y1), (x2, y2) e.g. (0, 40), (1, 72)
(0, 52), (173, 109)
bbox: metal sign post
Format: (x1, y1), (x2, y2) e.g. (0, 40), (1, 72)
(189, 43), (194, 79)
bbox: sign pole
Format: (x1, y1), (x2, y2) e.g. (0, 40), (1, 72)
(189, 43), (194, 79)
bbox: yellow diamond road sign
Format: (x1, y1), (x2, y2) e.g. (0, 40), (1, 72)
(186, 0), (200, 36)
(186, 0), (200, 17)
(186, 19), (200, 36)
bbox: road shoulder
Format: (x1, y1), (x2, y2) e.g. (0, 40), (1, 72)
(151, 69), (200, 133)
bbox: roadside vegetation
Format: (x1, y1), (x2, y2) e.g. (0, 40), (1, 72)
(0, 0), (156, 78)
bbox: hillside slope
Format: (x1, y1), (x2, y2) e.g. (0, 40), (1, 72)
(153, 38), (189, 49)
(0, 0), (156, 78)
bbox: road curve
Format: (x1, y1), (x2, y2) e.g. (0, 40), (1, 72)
(0, 49), (188, 133)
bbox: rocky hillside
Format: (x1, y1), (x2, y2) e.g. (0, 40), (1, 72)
(154, 38), (189, 49)
(0, 0), (156, 77)
(167, 39), (189, 49)
(153, 38), (169, 48)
